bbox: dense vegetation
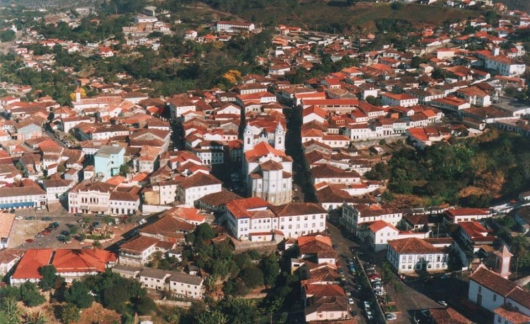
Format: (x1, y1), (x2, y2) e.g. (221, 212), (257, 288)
(198, 0), (481, 33)
(368, 130), (530, 207)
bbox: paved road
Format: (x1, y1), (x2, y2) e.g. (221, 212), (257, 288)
(328, 223), (368, 323)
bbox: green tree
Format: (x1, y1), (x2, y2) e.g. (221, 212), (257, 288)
(64, 281), (93, 309)
(60, 304), (79, 324)
(0, 297), (21, 324)
(193, 223), (216, 243)
(102, 284), (130, 311)
(511, 236), (528, 278)
(239, 266), (264, 289)
(134, 295), (156, 315)
(381, 191), (395, 204)
(38, 265), (57, 291)
(411, 56), (421, 68)
(19, 282), (45, 307)
(260, 254), (280, 287)
(0, 30), (15, 42)
(119, 164), (130, 176)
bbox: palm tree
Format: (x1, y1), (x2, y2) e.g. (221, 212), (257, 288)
(24, 311), (46, 324)
(3, 297), (21, 324)
(511, 235), (528, 278)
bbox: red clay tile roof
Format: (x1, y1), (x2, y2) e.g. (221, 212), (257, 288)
(429, 307), (472, 324)
(11, 249), (54, 280)
(469, 266), (518, 297)
(177, 172), (222, 189)
(388, 238), (445, 255)
(494, 305), (530, 324)
(120, 236), (159, 253)
(52, 249), (116, 274)
(369, 220), (398, 233)
(226, 197), (270, 219)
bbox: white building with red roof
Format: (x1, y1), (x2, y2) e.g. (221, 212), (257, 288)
(444, 208), (492, 224)
(386, 238), (450, 274)
(10, 248), (117, 286)
(381, 92), (419, 107)
(225, 198), (327, 241)
(468, 265), (530, 323)
(242, 125), (293, 204)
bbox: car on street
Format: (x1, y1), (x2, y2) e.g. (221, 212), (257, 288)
(386, 313), (397, 321)
(25, 239), (34, 243)
(25, 216), (35, 220)
(34, 234), (43, 238)
(15, 216), (23, 220)
(41, 217), (52, 221)
(438, 300), (448, 307)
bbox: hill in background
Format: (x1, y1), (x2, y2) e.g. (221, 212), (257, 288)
(210, 1), (482, 33)
(496, 0), (530, 12)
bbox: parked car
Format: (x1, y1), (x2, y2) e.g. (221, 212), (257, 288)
(25, 239), (34, 243)
(438, 300), (448, 307)
(41, 217), (52, 221)
(25, 216), (35, 220)
(15, 216), (23, 220)
(348, 298), (354, 305)
(61, 230), (70, 236)
(34, 234), (43, 238)
(49, 222), (59, 228)
(386, 313), (397, 321)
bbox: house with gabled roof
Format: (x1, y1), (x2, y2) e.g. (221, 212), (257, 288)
(119, 235), (171, 266)
(468, 264), (530, 323)
(176, 172), (222, 207)
(386, 238), (450, 274)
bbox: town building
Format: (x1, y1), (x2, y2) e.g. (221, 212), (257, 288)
(386, 238), (450, 274)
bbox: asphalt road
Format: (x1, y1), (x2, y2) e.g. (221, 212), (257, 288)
(328, 223), (369, 324)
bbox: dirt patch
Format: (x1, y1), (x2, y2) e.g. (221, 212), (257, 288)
(78, 302), (121, 324)
(9, 220), (50, 248)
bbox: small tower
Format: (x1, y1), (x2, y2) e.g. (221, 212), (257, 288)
(274, 123), (285, 151)
(492, 46), (500, 57)
(243, 124), (254, 152)
(494, 245), (513, 279)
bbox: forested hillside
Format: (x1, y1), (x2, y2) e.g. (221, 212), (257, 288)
(368, 130), (530, 208)
(496, 0), (530, 12)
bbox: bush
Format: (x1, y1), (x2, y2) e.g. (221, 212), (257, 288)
(20, 282), (45, 307)
(391, 2), (403, 10)
(64, 281), (93, 309)
(135, 295), (157, 315)
(239, 266), (264, 289)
